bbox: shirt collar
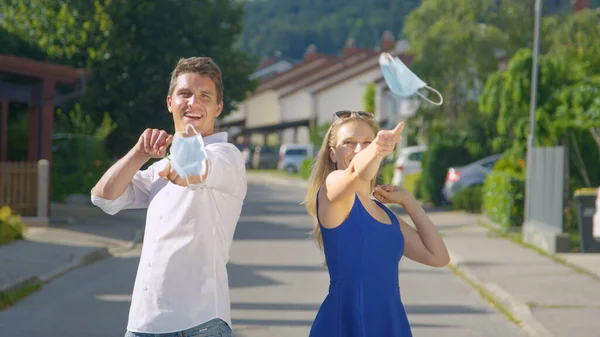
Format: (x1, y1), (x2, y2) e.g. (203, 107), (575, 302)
(203, 132), (228, 145)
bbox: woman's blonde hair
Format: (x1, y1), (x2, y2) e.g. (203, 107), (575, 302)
(304, 111), (380, 254)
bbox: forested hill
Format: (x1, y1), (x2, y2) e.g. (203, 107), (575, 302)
(240, 0), (596, 61)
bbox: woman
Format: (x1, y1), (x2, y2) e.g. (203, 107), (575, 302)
(305, 110), (450, 337)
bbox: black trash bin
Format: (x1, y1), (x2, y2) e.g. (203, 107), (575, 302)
(574, 188), (600, 253)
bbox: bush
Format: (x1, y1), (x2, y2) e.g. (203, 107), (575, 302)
(51, 136), (114, 202)
(403, 172), (421, 196)
(300, 158), (314, 180)
(452, 185), (483, 213)
(418, 144), (472, 206)
(0, 206), (27, 245)
(483, 171), (525, 230)
(379, 163), (395, 185)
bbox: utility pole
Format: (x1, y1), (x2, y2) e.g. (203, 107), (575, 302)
(525, 0), (542, 222)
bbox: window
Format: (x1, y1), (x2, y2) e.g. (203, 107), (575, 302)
(408, 152), (423, 162)
(285, 149), (307, 156)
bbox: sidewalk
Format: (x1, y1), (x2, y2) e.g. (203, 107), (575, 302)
(409, 210), (600, 337)
(0, 202), (145, 295)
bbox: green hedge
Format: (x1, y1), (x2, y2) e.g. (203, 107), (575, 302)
(379, 163), (395, 185)
(483, 171), (525, 230)
(300, 158), (314, 180)
(419, 144), (472, 206)
(403, 172), (421, 195)
(452, 185), (483, 213)
(51, 136), (113, 202)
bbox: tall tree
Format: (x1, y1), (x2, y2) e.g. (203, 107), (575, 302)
(1, 0), (257, 156)
(402, 0), (534, 131)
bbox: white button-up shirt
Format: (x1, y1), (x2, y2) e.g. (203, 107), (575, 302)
(91, 132), (247, 333)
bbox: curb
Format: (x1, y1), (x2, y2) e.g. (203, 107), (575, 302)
(1, 227), (144, 296)
(38, 247), (111, 284)
(246, 174), (308, 188)
(0, 247), (110, 294)
(447, 250), (555, 337)
(128, 227), (145, 248)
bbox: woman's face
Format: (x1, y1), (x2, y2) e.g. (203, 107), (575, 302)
(329, 120), (375, 170)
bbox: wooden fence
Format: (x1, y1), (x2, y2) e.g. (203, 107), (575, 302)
(0, 161), (39, 216)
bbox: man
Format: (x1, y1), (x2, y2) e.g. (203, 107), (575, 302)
(91, 57), (247, 337)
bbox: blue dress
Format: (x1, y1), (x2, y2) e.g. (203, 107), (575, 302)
(309, 193), (412, 337)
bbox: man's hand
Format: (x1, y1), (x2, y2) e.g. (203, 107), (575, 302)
(158, 161), (203, 187)
(373, 122), (404, 157)
(135, 129), (173, 159)
(373, 184), (414, 207)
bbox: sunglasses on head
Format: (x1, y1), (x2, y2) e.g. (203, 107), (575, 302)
(332, 110), (374, 121)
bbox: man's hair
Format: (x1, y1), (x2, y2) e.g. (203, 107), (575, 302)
(168, 57), (223, 103)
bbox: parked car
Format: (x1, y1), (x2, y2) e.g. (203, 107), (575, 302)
(391, 146), (427, 186)
(251, 145), (280, 169)
(234, 143), (255, 169)
(442, 153), (502, 202)
(277, 144), (314, 174)
(594, 186), (600, 238)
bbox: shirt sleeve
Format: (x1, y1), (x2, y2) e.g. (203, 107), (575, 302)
(90, 162), (158, 215)
(203, 143), (247, 199)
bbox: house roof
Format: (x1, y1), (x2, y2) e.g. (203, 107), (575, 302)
(277, 49), (378, 98)
(249, 36), (409, 99)
(0, 54), (89, 84)
(306, 53), (414, 96)
(254, 54), (335, 93)
(256, 56), (299, 71)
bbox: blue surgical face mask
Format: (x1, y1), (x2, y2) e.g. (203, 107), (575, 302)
(379, 53), (443, 106)
(169, 124), (207, 187)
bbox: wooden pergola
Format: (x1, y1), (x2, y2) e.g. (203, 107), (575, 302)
(0, 54), (90, 164)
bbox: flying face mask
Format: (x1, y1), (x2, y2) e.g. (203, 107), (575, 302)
(168, 124), (208, 187)
(379, 53), (443, 106)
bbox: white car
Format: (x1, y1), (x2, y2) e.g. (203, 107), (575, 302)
(391, 146), (427, 186)
(277, 144), (314, 174)
(594, 187), (600, 239)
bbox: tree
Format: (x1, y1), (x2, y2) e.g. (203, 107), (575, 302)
(480, 10), (600, 187)
(363, 83), (376, 114)
(0, 0), (113, 68)
(2, 0), (258, 156)
(401, 0), (534, 135)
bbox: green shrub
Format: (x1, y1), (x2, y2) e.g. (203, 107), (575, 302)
(0, 206), (27, 245)
(413, 176), (422, 200)
(380, 163), (395, 185)
(300, 158), (314, 180)
(403, 172), (421, 196)
(483, 171), (525, 230)
(452, 185), (483, 213)
(419, 144), (472, 206)
(51, 136), (114, 202)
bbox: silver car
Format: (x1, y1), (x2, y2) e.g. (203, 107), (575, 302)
(442, 154), (502, 202)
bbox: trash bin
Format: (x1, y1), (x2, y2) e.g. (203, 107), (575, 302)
(574, 188), (600, 253)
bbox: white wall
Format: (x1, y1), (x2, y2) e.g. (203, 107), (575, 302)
(314, 67), (381, 125)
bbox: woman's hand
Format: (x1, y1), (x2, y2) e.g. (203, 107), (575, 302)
(373, 184), (414, 207)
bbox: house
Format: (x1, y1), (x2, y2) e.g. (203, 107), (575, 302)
(0, 54), (89, 221)
(222, 31), (419, 149)
(221, 46), (336, 145)
(249, 53), (300, 81)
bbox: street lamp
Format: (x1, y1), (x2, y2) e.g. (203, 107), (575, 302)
(525, 0), (542, 222)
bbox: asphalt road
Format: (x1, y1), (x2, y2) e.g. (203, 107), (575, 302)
(0, 180), (525, 337)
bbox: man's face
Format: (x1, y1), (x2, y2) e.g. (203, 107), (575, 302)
(167, 73), (223, 137)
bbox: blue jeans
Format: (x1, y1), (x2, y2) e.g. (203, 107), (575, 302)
(125, 318), (232, 337)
